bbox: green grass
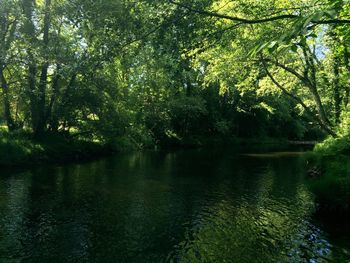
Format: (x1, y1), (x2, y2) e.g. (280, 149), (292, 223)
(0, 130), (114, 167)
(306, 153), (350, 214)
(288, 131), (350, 214)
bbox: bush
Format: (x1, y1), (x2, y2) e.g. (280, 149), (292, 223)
(169, 96), (207, 137)
(314, 136), (350, 156)
(307, 155), (350, 214)
(0, 138), (44, 166)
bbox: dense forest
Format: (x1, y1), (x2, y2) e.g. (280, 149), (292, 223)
(1, 0), (349, 149)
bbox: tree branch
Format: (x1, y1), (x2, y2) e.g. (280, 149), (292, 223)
(169, 1), (350, 25)
(262, 58), (307, 83)
(169, 0), (298, 24)
(261, 59), (336, 137)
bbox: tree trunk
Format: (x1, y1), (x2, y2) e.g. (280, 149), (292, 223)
(333, 56), (341, 123)
(36, 62), (48, 135)
(22, 0), (52, 136)
(308, 83), (332, 127)
(301, 44), (333, 129)
(28, 52), (39, 134)
(344, 46), (350, 73)
(34, 0), (52, 136)
(46, 64), (61, 132)
(0, 66), (16, 131)
(344, 46), (350, 108)
(22, 0), (40, 135)
(0, 7), (18, 131)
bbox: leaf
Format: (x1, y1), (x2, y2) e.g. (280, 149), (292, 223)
(291, 45), (298, 53)
(307, 33), (318, 39)
(249, 42), (268, 57)
(303, 16), (314, 29)
(268, 41), (278, 49)
(268, 41), (279, 53)
(324, 9), (337, 19)
(311, 11), (324, 22)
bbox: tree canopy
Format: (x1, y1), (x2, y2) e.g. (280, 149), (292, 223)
(1, 0), (349, 146)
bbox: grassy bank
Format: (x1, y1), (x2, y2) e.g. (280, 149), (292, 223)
(306, 135), (350, 215)
(0, 130), (122, 167)
(1, 127), (300, 168)
(307, 155), (350, 214)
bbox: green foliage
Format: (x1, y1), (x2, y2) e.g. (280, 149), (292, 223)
(0, 137), (44, 166)
(307, 156), (350, 213)
(314, 136), (350, 155)
(314, 110), (350, 155)
(0, 130), (108, 166)
(169, 96), (207, 137)
(308, 109), (350, 215)
(1, 0), (349, 154)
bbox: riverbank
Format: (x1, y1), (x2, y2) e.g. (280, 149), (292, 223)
(159, 135), (293, 150)
(0, 129), (308, 168)
(0, 132), (116, 167)
(306, 135), (350, 215)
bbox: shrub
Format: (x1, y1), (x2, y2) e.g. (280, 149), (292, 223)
(307, 156), (350, 214)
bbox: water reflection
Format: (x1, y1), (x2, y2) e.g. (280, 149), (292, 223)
(0, 150), (348, 262)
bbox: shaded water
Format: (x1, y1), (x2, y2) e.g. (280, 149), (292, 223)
(0, 149), (349, 262)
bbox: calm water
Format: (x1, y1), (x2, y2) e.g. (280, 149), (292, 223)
(0, 149), (349, 262)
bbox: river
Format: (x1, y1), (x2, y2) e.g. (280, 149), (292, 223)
(0, 148), (349, 262)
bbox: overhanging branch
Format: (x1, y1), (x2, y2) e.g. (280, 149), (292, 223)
(169, 0), (298, 24)
(261, 59), (336, 137)
(169, 1), (350, 25)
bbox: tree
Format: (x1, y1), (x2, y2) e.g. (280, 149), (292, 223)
(0, 0), (20, 130)
(168, 0), (350, 136)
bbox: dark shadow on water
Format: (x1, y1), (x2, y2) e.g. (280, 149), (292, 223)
(0, 147), (349, 262)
